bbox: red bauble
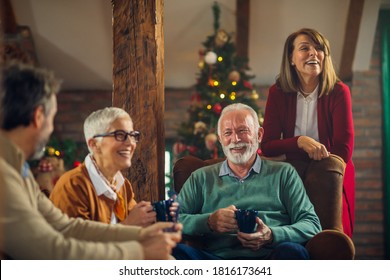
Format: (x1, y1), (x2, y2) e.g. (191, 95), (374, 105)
(243, 80), (253, 90)
(213, 103), (222, 114)
(187, 146), (198, 155)
(173, 142), (187, 155)
(73, 160), (82, 168)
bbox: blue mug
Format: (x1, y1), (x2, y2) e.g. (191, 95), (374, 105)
(235, 209), (258, 233)
(153, 198), (178, 222)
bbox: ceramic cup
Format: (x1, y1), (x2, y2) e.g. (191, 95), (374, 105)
(153, 198), (178, 222)
(235, 209), (258, 233)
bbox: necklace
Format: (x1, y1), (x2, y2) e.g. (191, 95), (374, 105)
(89, 155), (117, 192)
(89, 155), (126, 221)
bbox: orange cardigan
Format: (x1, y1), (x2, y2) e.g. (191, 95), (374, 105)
(50, 163), (137, 224)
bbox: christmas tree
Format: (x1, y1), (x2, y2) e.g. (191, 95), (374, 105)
(174, 2), (261, 160)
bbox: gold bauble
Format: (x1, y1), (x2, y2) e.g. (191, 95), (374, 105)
(250, 90), (259, 100)
(228, 70), (241, 82)
(215, 29), (229, 47)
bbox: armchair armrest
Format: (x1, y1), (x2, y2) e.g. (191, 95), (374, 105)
(306, 230), (355, 259)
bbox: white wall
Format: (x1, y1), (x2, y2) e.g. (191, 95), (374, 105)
(10, 0), (385, 90)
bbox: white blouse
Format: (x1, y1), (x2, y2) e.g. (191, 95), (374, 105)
(294, 85), (319, 141)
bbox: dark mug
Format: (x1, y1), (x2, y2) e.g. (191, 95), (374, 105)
(153, 198), (178, 222)
(235, 209), (258, 233)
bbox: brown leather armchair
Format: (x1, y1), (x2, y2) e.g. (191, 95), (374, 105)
(173, 154), (355, 260)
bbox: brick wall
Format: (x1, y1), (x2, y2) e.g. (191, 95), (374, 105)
(350, 22), (385, 259)
(54, 90), (112, 142)
(52, 23), (386, 259)
(53, 90), (112, 163)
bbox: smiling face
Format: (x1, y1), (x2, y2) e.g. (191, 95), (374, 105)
(291, 34), (325, 86)
(92, 116), (136, 177)
(218, 110), (262, 165)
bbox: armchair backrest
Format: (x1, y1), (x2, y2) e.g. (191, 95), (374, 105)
(173, 156), (224, 194)
(173, 154), (345, 232)
(288, 154), (345, 231)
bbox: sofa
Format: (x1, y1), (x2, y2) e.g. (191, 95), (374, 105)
(173, 154), (355, 259)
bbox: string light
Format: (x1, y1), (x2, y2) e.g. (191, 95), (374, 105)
(217, 56), (223, 62)
(220, 93), (225, 99)
(213, 80), (219, 86)
(207, 104), (212, 110)
(232, 81), (237, 86)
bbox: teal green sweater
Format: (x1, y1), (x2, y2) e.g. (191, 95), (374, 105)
(178, 158), (322, 259)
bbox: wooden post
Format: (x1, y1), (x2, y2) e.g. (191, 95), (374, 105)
(0, 0), (17, 33)
(111, 0), (165, 202)
(236, 0), (250, 58)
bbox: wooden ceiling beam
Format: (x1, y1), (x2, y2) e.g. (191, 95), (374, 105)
(236, 0), (250, 58)
(339, 0), (365, 81)
(0, 0), (18, 33)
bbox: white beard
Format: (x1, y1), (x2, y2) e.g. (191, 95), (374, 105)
(222, 141), (258, 165)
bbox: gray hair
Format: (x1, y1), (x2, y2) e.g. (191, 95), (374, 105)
(84, 107), (131, 152)
(217, 103), (260, 136)
(1, 62), (62, 130)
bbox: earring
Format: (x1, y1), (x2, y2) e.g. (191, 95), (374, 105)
(291, 62), (295, 66)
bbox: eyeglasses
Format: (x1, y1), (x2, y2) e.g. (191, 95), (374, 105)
(93, 130), (140, 143)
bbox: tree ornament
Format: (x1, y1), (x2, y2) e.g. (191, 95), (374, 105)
(36, 156), (65, 197)
(215, 29), (229, 47)
(250, 90), (259, 100)
(187, 146), (198, 155)
(191, 93), (203, 109)
(228, 70), (241, 82)
(213, 103), (222, 114)
(204, 51), (217, 65)
(173, 142), (187, 156)
(243, 80), (253, 90)
(193, 121), (207, 135)
(205, 133), (218, 151)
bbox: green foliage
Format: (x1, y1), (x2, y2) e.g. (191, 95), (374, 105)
(46, 137), (86, 169)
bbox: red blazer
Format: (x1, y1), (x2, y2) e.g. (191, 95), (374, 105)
(261, 82), (355, 237)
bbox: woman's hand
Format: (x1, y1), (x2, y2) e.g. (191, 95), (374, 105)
(123, 201), (156, 227)
(297, 136), (330, 160)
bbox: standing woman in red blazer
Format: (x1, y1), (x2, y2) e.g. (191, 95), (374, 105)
(261, 28), (355, 238)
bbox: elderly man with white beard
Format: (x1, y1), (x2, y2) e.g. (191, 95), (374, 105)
(173, 103), (321, 260)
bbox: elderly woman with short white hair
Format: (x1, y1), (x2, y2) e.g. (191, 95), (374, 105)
(50, 107), (156, 226)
